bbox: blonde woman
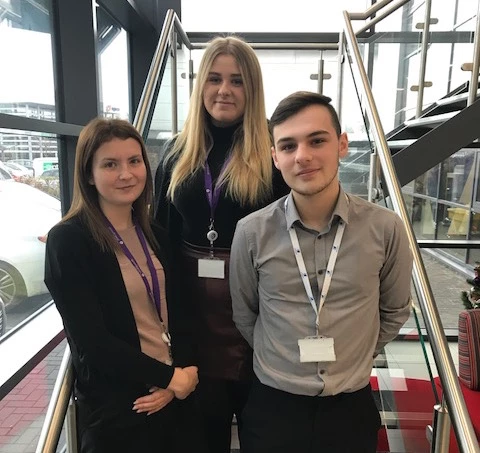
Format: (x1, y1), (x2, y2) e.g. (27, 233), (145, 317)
(154, 36), (289, 453)
(45, 118), (200, 452)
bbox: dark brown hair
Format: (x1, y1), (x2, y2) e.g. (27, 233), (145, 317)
(62, 117), (156, 252)
(269, 91), (341, 138)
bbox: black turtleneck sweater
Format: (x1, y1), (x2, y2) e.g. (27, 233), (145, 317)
(154, 122), (289, 249)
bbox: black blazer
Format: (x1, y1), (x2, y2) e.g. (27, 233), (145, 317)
(44, 216), (193, 427)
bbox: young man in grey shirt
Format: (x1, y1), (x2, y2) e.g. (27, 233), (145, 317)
(230, 91), (413, 453)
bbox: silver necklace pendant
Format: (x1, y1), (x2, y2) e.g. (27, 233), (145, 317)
(207, 229), (218, 243)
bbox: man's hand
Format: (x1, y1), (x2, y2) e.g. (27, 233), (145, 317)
(132, 387), (174, 415)
(167, 366), (199, 400)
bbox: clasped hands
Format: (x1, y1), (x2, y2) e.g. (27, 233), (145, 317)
(133, 366), (198, 415)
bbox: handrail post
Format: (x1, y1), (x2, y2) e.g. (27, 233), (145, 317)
(343, 9), (480, 453)
(336, 32), (345, 123)
(431, 397), (451, 453)
(171, 28), (178, 135)
(467, 1), (480, 106)
(35, 347), (73, 453)
(416, 0), (433, 118)
(188, 59), (194, 96)
(65, 396), (78, 453)
(368, 146), (378, 202)
(318, 52), (325, 95)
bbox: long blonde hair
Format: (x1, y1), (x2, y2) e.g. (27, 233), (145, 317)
(63, 118), (157, 252)
(166, 36), (272, 206)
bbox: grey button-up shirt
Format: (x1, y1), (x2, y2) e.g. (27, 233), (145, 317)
(230, 188), (412, 397)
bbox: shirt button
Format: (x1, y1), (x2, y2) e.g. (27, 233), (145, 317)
(319, 369), (326, 375)
(318, 270), (324, 275)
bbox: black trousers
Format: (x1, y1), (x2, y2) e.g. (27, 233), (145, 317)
(241, 380), (381, 453)
(195, 376), (252, 453)
(78, 397), (204, 453)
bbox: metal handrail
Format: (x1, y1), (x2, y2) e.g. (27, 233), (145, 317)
(350, 0), (397, 20)
(354, 0), (411, 35)
(35, 346), (74, 453)
(133, 9), (192, 136)
(343, 8), (480, 453)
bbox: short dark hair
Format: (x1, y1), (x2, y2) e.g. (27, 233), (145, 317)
(269, 91), (341, 138)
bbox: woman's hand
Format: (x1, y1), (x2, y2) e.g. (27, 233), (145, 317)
(167, 366), (199, 399)
(132, 387), (175, 415)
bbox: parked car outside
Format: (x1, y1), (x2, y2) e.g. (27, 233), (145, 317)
(8, 159), (35, 175)
(39, 168), (59, 180)
(0, 161), (27, 181)
(0, 162), (14, 181)
(4, 161), (34, 178)
(0, 181), (61, 307)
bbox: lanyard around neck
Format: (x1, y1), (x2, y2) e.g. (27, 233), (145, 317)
(105, 217), (163, 322)
(285, 198), (346, 326)
(204, 156), (231, 248)
(204, 157), (231, 221)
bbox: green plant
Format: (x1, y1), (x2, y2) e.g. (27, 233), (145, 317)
(461, 263), (480, 309)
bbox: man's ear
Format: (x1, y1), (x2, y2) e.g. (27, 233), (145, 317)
(271, 146), (280, 170)
(338, 132), (349, 159)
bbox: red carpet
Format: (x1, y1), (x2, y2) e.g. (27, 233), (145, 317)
(434, 377), (480, 453)
(371, 376), (436, 452)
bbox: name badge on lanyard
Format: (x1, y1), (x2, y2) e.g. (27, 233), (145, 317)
(285, 197), (347, 363)
(198, 258), (225, 279)
(298, 336), (336, 362)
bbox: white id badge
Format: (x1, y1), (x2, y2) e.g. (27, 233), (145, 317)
(298, 336), (336, 363)
(198, 258), (225, 279)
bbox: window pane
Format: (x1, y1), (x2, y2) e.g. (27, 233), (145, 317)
(0, 130), (61, 338)
(438, 149), (475, 203)
(96, 5), (130, 120)
(0, 0), (56, 120)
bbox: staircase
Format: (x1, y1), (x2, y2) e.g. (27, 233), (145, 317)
(387, 80), (480, 188)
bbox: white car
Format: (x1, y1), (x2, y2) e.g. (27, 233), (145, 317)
(0, 162), (14, 181)
(4, 161), (34, 178)
(0, 181), (61, 307)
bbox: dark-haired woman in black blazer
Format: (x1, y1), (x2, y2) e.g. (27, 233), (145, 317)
(45, 118), (201, 453)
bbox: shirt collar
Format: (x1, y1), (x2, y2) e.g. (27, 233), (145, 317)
(284, 186), (350, 231)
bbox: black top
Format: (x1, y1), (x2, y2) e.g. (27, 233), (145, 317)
(44, 217), (194, 426)
(154, 123), (290, 248)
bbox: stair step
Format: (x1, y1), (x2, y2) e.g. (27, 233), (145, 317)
(404, 111), (457, 128)
(435, 91), (470, 107)
(387, 139), (416, 149)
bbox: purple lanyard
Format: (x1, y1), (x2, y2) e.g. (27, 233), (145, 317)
(204, 158), (231, 222)
(105, 217), (163, 322)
